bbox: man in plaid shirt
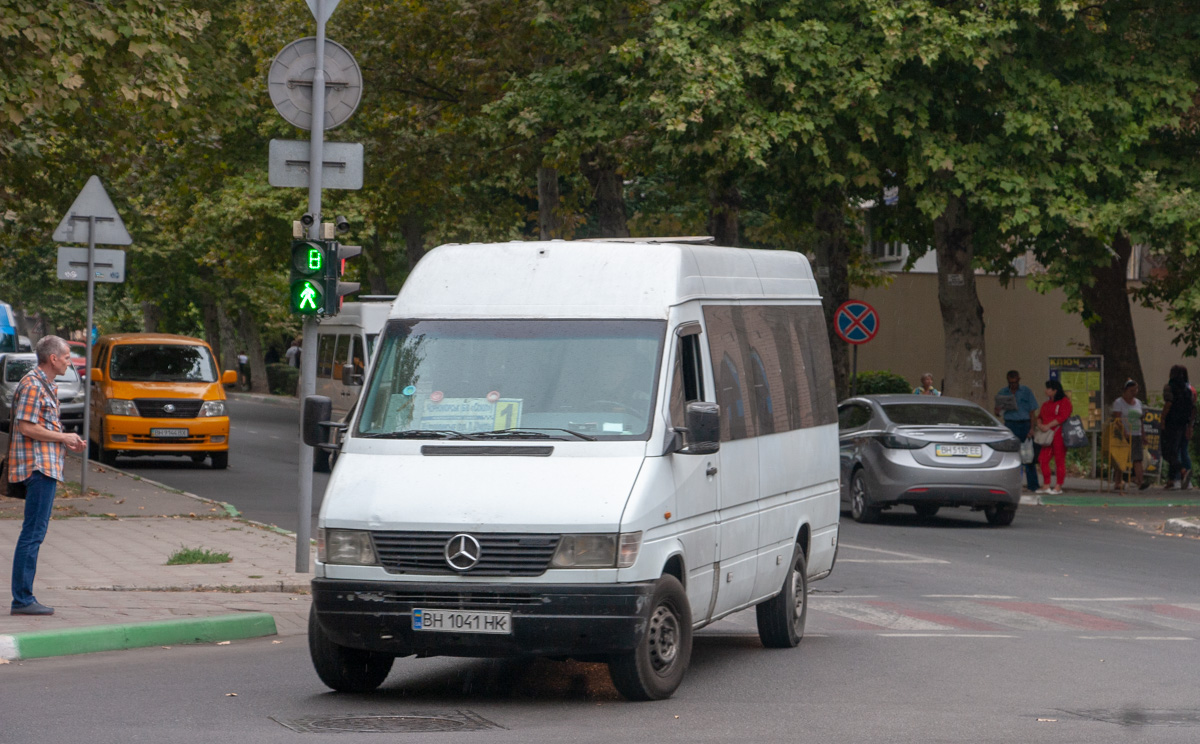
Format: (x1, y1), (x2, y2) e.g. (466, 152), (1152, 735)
(7, 335), (85, 615)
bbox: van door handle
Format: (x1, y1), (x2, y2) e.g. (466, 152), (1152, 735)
(706, 465), (718, 477)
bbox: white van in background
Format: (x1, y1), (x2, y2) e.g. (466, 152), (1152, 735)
(304, 240), (841, 700)
(312, 299), (392, 471)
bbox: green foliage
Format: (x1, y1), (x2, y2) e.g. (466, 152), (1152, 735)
(853, 370), (913, 395)
(266, 363), (299, 397)
(165, 546), (232, 565)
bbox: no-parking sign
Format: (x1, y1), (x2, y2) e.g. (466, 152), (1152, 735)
(834, 300), (879, 345)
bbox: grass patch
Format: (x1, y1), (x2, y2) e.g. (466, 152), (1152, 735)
(166, 546), (233, 565)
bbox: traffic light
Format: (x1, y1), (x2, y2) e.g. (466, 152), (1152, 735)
(321, 242), (361, 316)
(289, 240), (326, 315)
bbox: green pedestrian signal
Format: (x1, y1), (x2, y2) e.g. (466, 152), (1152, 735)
(289, 240), (327, 315)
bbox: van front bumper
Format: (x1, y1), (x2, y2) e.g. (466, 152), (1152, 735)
(312, 578), (656, 658)
(102, 415), (230, 453)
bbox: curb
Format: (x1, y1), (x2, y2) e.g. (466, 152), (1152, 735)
(1039, 495), (1200, 507)
(227, 392), (300, 409)
(0, 612), (277, 661)
(1165, 517), (1200, 537)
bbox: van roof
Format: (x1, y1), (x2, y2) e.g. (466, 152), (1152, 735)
(395, 240), (821, 319)
(98, 333), (211, 347)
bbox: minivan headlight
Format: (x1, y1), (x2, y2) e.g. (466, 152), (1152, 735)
(551, 532), (642, 568)
(199, 400), (227, 417)
(319, 529), (378, 565)
(106, 399), (139, 416)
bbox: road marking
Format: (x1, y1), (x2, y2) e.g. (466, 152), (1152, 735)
(868, 600), (1001, 632)
(1050, 597), (1163, 602)
(979, 601), (1133, 631)
(809, 595), (879, 599)
(1077, 636), (1192, 641)
(924, 594), (1016, 599)
(813, 601), (950, 630)
(878, 633), (1018, 638)
(836, 544), (950, 564)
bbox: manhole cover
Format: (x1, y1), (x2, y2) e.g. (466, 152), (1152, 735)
(1061, 709), (1200, 728)
(271, 710), (503, 734)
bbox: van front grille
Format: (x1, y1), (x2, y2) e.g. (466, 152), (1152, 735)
(371, 531), (560, 576)
(134, 399), (204, 418)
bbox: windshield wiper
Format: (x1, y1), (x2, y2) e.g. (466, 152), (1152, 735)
(360, 429), (476, 440)
(475, 428), (597, 442)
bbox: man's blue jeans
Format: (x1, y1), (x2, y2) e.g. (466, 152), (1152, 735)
(1005, 419), (1039, 490)
(10, 470), (57, 609)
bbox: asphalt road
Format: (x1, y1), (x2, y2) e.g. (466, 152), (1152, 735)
(5, 501), (1199, 743)
(107, 397), (325, 532)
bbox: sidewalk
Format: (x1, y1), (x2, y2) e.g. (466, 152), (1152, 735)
(1, 450), (313, 660)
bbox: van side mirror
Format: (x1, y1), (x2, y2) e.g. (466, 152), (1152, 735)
(90, 368), (104, 383)
(302, 395), (334, 447)
(221, 370), (238, 385)
(341, 363), (363, 387)
(677, 402), (720, 455)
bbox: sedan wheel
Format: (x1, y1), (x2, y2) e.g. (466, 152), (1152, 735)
(985, 504), (1017, 527)
(850, 472), (881, 523)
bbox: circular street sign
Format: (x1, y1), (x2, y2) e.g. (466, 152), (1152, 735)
(833, 300), (880, 345)
(268, 37), (362, 131)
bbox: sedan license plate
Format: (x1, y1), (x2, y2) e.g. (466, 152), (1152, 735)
(936, 444), (982, 458)
(150, 428), (189, 438)
(412, 608), (512, 634)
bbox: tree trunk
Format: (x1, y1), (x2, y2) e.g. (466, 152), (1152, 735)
(580, 150), (630, 238)
(363, 229), (390, 295)
(236, 309), (270, 394)
(1079, 232), (1145, 405)
(708, 180), (740, 246)
(813, 193), (852, 401)
(401, 212), (426, 276)
(538, 166), (561, 240)
(215, 301), (238, 375)
(933, 195), (988, 405)
(201, 300), (220, 354)
(141, 300), (161, 333)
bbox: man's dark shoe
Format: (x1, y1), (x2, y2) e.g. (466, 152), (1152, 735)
(11, 601), (54, 616)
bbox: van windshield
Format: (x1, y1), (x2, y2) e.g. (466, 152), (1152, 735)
(109, 344), (219, 383)
(356, 319), (666, 440)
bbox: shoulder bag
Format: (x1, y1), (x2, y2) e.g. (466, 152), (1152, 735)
(1033, 427), (1055, 446)
(1062, 415), (1088, 449)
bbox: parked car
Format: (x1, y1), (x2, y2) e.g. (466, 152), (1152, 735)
(837, 394), (1022, 525)
(67, 340), (88, 375)
(0, 353), (85, 432)
(17, 335), (32, 352)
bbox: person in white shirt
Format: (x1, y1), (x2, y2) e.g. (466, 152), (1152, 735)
(1111, 379), (1147, 491)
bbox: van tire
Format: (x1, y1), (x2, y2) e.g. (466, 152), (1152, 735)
(850, 472), (880, 523)
(756, 546), (808, 648)
(607, 575), (692, 701)
(210, 452), (229, 470)
(308, 607), (394, 693)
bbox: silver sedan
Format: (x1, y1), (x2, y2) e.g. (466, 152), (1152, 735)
(838, 395), (1022, 526)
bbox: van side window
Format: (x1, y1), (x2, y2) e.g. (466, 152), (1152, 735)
(668, 328), (705, 429)
(317, 334), (336, 379)
(748, 349), (774, 435)
(351, 335), (366, 375)
(703, 305), (754, 441)
(332, 334), (350, 378)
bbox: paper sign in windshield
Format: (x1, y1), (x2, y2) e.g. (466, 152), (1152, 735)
(414, 397), (523, 433)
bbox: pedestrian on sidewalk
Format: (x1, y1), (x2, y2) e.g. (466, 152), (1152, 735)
(1111, 379), (1147, 491)
(1035, 379), (1072, 496)
(6, 335), (86, 616)
(913, 373), (941, 396)
(1161, 364), (1194, 490)
(285, 337), (301, 368)
(994, 369), (1040, 492)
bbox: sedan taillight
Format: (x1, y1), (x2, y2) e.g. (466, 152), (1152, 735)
(876, 433), (925, 449)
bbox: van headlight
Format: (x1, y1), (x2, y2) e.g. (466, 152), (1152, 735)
(319, 529), (378, 565)
(106, 399), (139, 416)
(551, 532), (642, 568)
(199, 400), (226, 417)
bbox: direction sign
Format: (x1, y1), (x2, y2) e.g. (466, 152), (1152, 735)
(57, 247), (125, 283)
(834, 300), (880, 345)
(269, 139), (363, 189)
(268, 37), (362, 131)
(52, 176), (133, 245)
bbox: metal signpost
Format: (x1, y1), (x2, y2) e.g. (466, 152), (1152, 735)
(269, 0), (363, 572)
(52, 176), (132, 498)
(833, 300), (880, 397)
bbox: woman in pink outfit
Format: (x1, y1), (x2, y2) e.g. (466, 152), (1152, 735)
(1036, 379), (1073, 494)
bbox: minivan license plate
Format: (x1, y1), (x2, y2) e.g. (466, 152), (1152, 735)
(935, 444), (982, 458)
(412, 608), (512, 634)
(150, 428), (189, 438)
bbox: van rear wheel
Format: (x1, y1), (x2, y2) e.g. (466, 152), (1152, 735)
(308, 608), (394, 693)
(607, 575), (692, 701)
(756, 546), (807, 648)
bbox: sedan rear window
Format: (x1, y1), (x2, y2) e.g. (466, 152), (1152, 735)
(882, 403), (997, 427)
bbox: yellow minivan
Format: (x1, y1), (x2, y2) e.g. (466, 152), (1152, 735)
(88, 333), (237, 469)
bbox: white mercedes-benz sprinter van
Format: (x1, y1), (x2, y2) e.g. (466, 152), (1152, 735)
(305, 240), (840, 700)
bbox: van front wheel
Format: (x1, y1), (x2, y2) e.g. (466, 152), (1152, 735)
(607, 575), (692, 701)
(308, 608), (394, 693)
(756, 546), (807, 648)
(210, 452), (228, 470)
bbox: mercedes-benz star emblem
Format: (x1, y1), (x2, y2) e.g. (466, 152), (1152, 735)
(444, 534), (482, 571)
(163, 403), (176, 413)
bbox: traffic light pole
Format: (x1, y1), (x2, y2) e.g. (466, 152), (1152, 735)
(295, 0), (328, 573)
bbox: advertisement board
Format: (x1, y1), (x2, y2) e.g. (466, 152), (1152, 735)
(1048, 355), (1104, 433)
